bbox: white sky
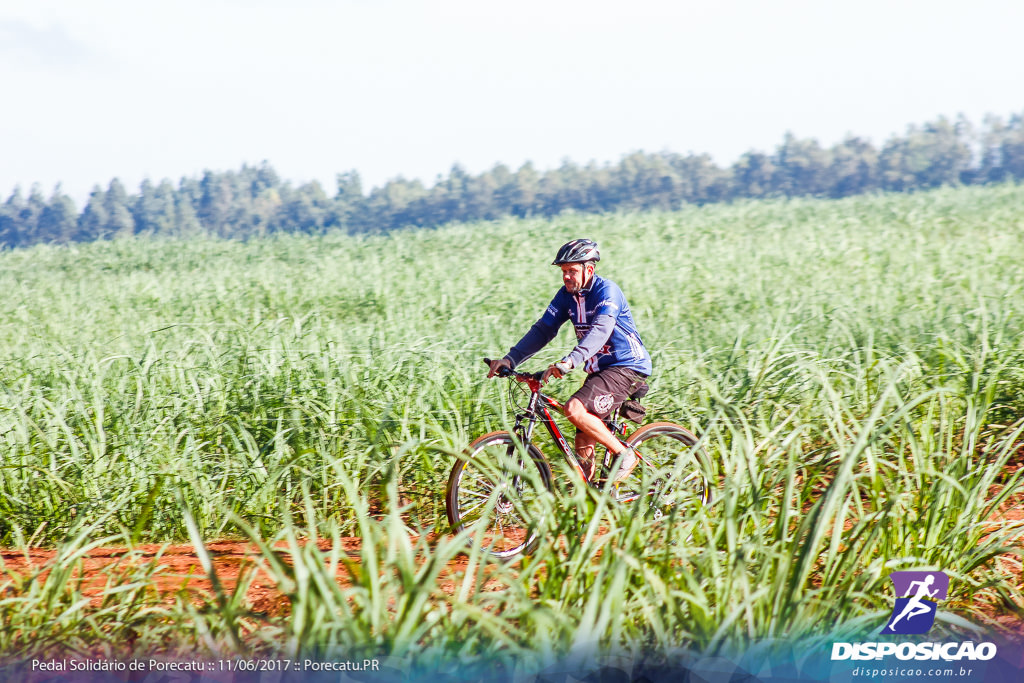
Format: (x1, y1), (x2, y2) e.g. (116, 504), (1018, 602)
(2, 0), (1023, 206)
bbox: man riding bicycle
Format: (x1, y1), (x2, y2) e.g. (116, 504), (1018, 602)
(487, 239), (652, 483)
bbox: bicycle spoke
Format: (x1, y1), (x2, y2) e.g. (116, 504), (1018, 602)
(446, 432), (551, 559)
(624, 424), (711, 519)
(458, 499), (488, 517)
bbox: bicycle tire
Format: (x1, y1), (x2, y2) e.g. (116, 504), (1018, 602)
(445, 431), (552, 559)
(617, 422), (712, 518)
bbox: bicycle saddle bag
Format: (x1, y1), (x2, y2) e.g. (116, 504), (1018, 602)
(619, 377), (649, 423)
(619, 399), (646, 423)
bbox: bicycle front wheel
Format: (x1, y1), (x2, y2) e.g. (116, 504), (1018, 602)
(445, 431), (552, 559)
(619, 422), (712, 518)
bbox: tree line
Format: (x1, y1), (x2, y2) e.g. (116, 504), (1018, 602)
(2, 112), (1023, 249)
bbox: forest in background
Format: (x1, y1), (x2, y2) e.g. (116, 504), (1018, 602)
(2, 111), (1023, 248)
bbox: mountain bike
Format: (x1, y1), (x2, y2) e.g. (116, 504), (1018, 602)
(445, 360), (713, 558)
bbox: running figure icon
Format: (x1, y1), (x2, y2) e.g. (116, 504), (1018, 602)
(886, 575), (937, 630)
(880, 570), (949, 635)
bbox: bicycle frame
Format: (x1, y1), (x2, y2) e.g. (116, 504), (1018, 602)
(502, 368), (631, 484)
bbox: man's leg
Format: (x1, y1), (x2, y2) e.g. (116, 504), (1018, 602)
(566, 367), (646, 482)
(574, 428), (597, 480)
(566, 398), (624, 452)
(566, 398), (628, 481)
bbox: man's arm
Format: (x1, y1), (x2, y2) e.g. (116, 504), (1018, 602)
(505, 318), (561, 368)
(561, 314), (615, 370)
(504, 296), (569, 369)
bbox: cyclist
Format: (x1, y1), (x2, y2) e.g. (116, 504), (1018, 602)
(487, 238), (652, 483)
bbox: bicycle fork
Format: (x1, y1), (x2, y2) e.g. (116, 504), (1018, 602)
(497, 416), (536, 509)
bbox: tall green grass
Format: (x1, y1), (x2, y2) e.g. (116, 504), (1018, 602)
(0, 183), (1022, 663)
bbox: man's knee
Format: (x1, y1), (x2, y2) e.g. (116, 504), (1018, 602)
(565, 397), (589, 425)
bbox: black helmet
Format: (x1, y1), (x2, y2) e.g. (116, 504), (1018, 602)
(552, 238), (600, 265)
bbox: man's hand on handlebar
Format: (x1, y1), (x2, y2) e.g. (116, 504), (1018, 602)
(541, 359), (572, 384)
(487, 357), (512, 378)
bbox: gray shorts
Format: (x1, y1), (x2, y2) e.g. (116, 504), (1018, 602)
(570, 366), (649, 420)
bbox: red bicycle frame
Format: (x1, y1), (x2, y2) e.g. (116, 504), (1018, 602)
(501, 366), (631, 485)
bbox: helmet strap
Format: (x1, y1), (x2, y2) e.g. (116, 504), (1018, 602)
(576, 262), (595, 296)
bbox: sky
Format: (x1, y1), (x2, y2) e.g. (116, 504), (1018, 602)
(2, 0), (1023, 206)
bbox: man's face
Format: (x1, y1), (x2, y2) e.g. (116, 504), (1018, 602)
(560, 262), (592, 294)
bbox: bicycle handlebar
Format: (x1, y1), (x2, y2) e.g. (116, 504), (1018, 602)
(483, 358), (565, 414)
(483, 358), (543, 382)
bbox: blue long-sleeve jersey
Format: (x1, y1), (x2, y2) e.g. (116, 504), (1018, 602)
(504, 275), (652, 375)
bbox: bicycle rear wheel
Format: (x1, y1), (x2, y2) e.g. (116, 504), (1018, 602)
(446, 431), (552, 559)
(616, 422), (712, 518)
